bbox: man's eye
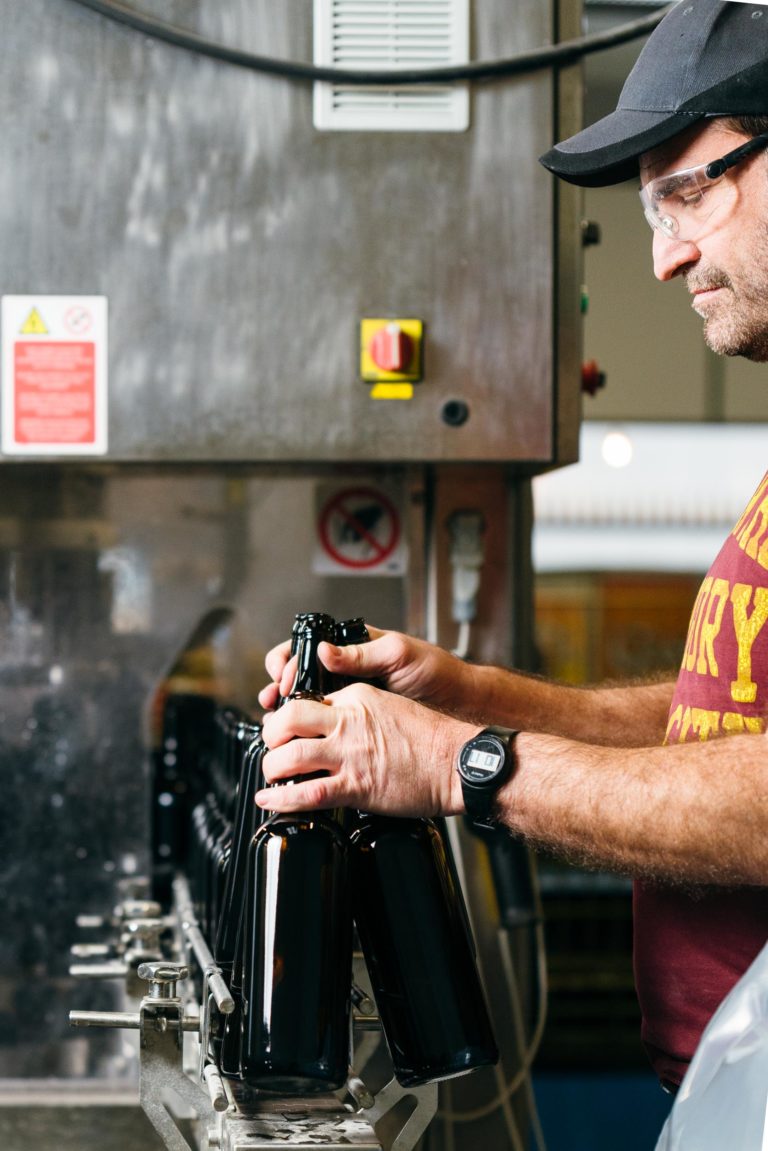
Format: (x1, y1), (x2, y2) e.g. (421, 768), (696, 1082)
(677, 188), (707, 208)
(655, 185), (707, 214)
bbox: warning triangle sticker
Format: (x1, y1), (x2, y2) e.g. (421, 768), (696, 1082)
(20, 307), (49, 335)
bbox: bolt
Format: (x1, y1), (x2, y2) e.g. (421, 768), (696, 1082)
(137, 962), (188, 1000)
(119, 899), (162, 920)
(123, 918), (164, 943)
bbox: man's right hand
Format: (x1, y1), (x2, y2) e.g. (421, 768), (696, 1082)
(257, 627), (474, 715)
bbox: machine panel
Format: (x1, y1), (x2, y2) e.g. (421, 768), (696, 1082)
(0, 0), (581, 464)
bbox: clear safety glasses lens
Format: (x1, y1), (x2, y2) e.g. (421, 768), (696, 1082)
(639, 165), (726, 241)
(639, 132), (768, 243)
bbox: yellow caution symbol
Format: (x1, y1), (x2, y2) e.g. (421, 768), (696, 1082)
(20, 307), (49, 335)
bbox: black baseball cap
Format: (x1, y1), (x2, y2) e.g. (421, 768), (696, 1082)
(540, 0), (768, 187)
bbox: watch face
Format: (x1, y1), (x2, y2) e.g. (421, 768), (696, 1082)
(461, 736), (506, 783)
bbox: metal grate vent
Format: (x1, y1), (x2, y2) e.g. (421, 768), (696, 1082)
(313, 0), (470, 132)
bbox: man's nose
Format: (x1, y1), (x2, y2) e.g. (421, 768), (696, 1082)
(652, 229), (700, 281)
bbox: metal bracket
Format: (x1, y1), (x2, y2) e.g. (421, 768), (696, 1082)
(358, 1077), (438, 1151)
(70, 961), (219, 1151)
(140, 998), (213, 1151)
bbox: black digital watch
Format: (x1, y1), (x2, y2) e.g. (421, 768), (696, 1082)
(456, 726), (518, 829)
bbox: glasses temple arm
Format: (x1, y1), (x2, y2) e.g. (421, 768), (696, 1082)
(705, 132), (768, 180)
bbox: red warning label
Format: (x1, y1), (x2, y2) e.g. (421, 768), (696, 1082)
(14, 341), (96, 445)
(2, 295), (108, 455)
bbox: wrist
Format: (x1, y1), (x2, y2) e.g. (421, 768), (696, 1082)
(456, 725), (518, 829)
(453, 659), (486, 718)
(435, 718), (480, 815)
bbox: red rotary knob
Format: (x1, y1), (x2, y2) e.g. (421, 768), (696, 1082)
(369, 323), (414, 373)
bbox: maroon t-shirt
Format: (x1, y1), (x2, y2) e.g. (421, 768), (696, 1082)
(634, 471), (768, 1086)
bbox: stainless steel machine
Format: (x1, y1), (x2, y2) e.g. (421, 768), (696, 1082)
(0, 1), (583, 1147)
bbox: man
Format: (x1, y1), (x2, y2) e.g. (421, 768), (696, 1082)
(257, 0), (768, 1093)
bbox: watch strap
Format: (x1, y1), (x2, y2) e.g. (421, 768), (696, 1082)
(459, 726), (518, 828)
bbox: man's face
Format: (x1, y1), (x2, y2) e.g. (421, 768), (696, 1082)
(640, 121), (768, 362)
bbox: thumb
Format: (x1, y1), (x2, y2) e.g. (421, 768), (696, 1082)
(319, 639), (386, 680)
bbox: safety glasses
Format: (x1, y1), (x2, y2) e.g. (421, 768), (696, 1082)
(639, 131), (768, 242)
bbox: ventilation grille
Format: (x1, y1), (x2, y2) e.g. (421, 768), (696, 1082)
(313, 0), (470, 132)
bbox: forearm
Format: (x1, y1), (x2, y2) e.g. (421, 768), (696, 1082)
(259, 682), (768, 885)
(461, 663), (675, 748)
(269, 629), (675, 749)
(501, 730), (768, 885)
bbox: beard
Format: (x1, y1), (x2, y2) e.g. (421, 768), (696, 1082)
(685, 257), (768, 362)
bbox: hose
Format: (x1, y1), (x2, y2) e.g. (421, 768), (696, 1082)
(67, 0), (671, 85)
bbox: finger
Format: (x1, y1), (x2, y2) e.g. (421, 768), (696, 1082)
(257, 682), (281, 712)
(278, 654), (299, 700)
(255, 771), (346, 813)
(260, 734), (340, 786)
(264, 640), (292, 683)
(262, 698), (335, 750)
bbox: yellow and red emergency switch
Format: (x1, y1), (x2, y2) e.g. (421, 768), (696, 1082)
(360, 318), (423, 399)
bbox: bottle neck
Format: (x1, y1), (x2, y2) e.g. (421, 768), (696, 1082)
(284, 613), (335, 703)
(266, 613), (337, 801)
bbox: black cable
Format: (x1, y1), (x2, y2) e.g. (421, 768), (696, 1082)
(68, 0), (672, 85)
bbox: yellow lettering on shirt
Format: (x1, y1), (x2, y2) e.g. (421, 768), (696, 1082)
(730, 583), (768, 703)
(722, 712), (766, 735)
(682, 578), (712, 673)
(677, 706), (694, 741)
(668, 705), (721, 741)
(733, 475), (768, 569)
(665, 706), (765, 744)
(690, 708), (721, 740)
(695, 578), (729, 676)
(665, 703), (684, 743)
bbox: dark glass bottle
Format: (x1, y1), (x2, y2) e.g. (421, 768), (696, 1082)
(351, 814), (498, 1086)
(215, 728), (266, 1078)
(340, 620), (499, 1087)
(218, 620), (309, 1079)
(240, 613), (353, 1093)
(213, 718), (264, 968)
(206, 707), (256, 948)
(333, 617), (368, 681)
(151, 692), (218, 903)
(202, 793), (230, 944)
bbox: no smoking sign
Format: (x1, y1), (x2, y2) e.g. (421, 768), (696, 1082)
(313, 484), (408, 576)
